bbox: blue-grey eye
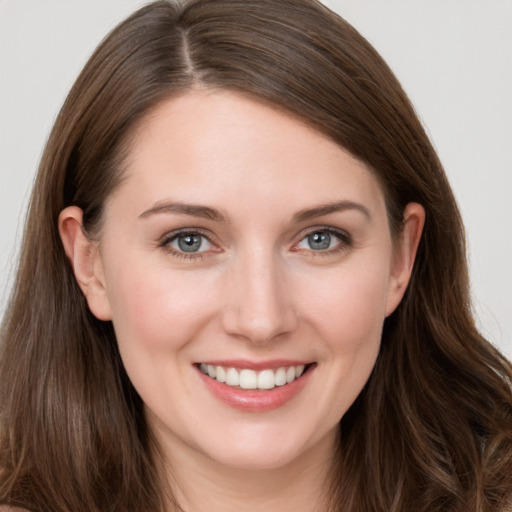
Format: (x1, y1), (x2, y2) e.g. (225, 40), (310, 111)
(297, 230), (340, 251)
(170, 233), (212, 253)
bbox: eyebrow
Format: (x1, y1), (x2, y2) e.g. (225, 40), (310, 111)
(138, 199), (371, 223)
(292, 201), (371, 223)
(139, 201), (227, 222)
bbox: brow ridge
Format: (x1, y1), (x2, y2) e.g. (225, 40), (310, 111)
(139, 199), (370, 224)
(292, 200), (371, 222)
(139, 201), (226, 222)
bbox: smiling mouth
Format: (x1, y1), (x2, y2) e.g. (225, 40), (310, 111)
(198, 363), (313, 391)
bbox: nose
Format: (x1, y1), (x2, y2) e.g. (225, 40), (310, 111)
(221, 248), (298, 344)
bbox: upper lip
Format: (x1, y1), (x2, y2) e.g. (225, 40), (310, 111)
(195, 359), (313, 371)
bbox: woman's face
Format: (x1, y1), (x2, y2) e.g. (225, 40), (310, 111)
(66, 91), (421, 471)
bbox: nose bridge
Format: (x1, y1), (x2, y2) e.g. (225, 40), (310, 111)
(222, 244), (297, 343)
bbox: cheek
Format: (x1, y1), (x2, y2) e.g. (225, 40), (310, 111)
(300, 258), (391, 349)
(103, 263), (219, 405)
(104, 260), (216, 353)
(301, 260), (389, 415)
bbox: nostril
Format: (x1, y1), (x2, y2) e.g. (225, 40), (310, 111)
(221, 308), (297, 344)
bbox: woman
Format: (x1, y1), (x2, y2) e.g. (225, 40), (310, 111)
(1, 0), (511, 510)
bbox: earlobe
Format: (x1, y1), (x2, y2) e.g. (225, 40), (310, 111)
(385, 202), (425, 317)
(58, 206), (112, 321)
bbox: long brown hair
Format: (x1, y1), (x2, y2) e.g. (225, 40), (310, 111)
(1, 1), (511, 510)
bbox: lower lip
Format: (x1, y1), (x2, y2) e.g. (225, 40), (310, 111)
(197, 365), (315, 412)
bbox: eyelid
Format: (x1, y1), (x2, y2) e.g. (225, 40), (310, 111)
(158, 228), (222, 259)
(291, 226), (352, 254)
(157, 225), (352, 259)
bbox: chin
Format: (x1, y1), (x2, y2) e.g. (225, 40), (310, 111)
(207, 445), (304, 472)
(196, 422), (335, 472)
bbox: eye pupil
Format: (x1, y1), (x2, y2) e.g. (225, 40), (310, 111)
(308, 231), (331, 250)
(178, 234), (202, 252)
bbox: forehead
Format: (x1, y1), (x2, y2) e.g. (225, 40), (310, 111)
(109, 90), (386, 220)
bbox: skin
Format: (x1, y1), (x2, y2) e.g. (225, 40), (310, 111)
(59, 90), (424, 511)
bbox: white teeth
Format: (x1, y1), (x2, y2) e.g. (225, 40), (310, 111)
(275, 367), (287, 386)
(216, 366), (226, 383)
(199, 364), (308, 390)
(239, 369), (257, 389)
(257, 369), (275, 390)
(225, 367), (240, 386)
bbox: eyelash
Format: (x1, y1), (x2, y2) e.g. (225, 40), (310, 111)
(159, 229), (217, 260)
(292, 227), (352, 256)
(158, 226), (352, 260)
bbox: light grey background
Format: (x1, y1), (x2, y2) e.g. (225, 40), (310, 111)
(1, 1), (511, 357)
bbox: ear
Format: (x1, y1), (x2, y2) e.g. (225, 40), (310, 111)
(385, 202), (425, 317)
(58, 206), (112, 321)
